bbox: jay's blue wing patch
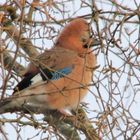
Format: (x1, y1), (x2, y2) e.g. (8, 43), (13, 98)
(51, 66), (73, 80)
(13, 65), (74, 93)
(39, 65), (73, 81)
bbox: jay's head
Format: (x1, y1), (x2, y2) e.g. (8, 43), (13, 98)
(56, 18), (93, 53)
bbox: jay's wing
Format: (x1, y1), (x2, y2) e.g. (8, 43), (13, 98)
(13, 65), (74, 93)
(13, 47), (77, 94)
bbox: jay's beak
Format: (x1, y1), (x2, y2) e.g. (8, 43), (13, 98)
(90, 37), (100, 46)
(83, 37), (100, 48)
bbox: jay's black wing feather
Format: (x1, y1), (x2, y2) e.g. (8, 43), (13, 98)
(13, 65), (74, 94)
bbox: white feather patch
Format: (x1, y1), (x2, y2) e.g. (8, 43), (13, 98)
(31, 73), (43, 84)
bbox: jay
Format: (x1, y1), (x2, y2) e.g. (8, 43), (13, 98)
(0, 18), (97, 114)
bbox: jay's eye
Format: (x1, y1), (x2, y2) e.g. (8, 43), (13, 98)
(81, 37), (89, 48)
(83, 44), (89, 48)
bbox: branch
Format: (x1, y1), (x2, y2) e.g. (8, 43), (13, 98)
(2, 18), (39, 58)
(0, 101), (99, 140)
(0, 47), (25, 76)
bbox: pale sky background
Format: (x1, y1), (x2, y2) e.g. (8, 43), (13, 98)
(0, 0), (140, 140)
